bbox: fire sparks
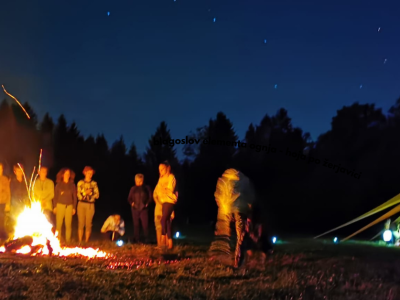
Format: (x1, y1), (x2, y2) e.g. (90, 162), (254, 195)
(1, 85), (31, 119)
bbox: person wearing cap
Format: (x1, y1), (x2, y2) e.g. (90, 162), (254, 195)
(77, 166), (99, 243)
(127, 173), (153, 243)
(209, 168), (255, 268)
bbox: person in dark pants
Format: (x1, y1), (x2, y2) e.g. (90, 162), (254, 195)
(127, 174), (153, 243)
(153, 161), (177, 249)
(0, 163), (10, 240)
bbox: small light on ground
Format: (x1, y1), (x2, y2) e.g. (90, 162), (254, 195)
(116, 240), (124, 247)
(272, 236), (277, 244)
(175, 232), (180, 238)
(383, 230), (392, 242)
(333, 237), (338, 243)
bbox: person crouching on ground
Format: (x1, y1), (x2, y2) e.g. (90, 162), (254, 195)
(241, 216), (274, 265)
(101, 214), (125, 241)
(153, 161), (177, 249)
(33, 166), (55, 227)
(53, 168), (77, 244)
(127, 173), (152, 243)
(77, 166), (99, 243)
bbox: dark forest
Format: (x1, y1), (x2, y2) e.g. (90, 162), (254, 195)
(1, 97), (400, 239)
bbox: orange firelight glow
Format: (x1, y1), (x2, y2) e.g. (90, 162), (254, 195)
(9, 201), (110, 258)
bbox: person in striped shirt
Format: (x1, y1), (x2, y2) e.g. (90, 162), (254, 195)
(77, 166), (99, 243)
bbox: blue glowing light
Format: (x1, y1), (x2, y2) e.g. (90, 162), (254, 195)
(175, 232), (180, 238)
(107, 12), (110, 16)
(333, 237), (338, 243)
(274, 84), (278, 89)
(116, 240), (123, 246)
(213, 18), (216, 22)
(264, 39), (267, 44)
(272, 236), (277, 244)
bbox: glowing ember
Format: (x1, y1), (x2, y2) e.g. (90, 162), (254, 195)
(107, 258), (190, 269)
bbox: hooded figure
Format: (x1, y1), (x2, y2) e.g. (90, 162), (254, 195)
(209, 168), (255, 268)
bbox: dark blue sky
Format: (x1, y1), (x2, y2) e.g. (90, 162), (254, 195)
(1, 0), (399, 157)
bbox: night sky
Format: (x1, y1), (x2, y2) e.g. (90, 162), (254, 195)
(1, 0), (399, 157)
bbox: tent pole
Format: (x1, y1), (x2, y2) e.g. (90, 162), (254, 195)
(342, 204), (400, 242)
(314, 193), (400, 239)
(370, 230), (383, 241)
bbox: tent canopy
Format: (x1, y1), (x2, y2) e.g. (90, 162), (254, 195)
(314, 193), (400, 240)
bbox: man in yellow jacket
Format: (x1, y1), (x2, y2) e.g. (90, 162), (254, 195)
(0, 163), (11, 239)
(33, 167), (54, 226)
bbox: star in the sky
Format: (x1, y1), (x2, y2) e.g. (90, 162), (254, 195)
(264, 39), (267, 44)
(377, 27), (381, 32)
(274, 84), (278, 89)
(384, 58), (387, 64)
(107, 12), (110, 16)
(360, 84), (363, 89)
(213, 17), (216, 22)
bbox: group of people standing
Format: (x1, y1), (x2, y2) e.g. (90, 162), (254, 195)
(1, 159), (270, 267)
(0, 162), (99, 243)
(126, 161), (178, 249)
(0, 160), (178, 250)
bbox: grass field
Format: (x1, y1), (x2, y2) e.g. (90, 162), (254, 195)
(0, 237), (400, 300)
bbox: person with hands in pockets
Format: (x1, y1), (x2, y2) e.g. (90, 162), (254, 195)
(77, 166), (99, 243)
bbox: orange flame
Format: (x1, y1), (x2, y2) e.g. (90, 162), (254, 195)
(1, 85), (31, 119)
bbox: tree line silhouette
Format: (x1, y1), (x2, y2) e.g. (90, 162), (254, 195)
(1, 96), (400, 238)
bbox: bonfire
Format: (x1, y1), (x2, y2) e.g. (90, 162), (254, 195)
(0, 152), (110, 259)
(0, 200), (110, 258)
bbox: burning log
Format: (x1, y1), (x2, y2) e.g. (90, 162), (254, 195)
(46, 239), (53, 256)
(4, 236), (33, 252)
(30, 245), (43, 254)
